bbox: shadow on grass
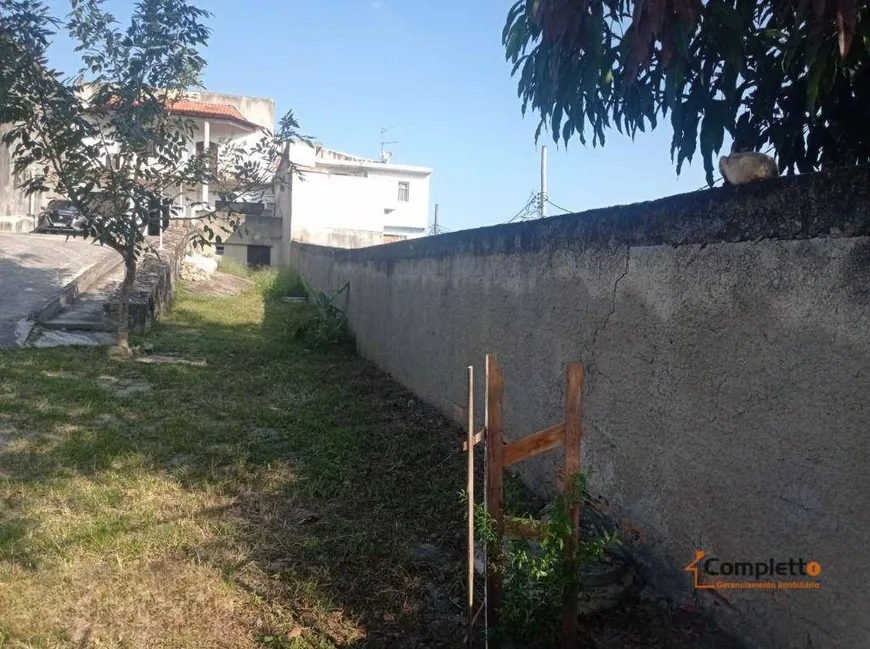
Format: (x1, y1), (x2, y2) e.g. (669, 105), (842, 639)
(0, 289), (467, 648)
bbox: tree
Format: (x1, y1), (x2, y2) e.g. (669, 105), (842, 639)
(503, 0), (870, 184)
(0, 0), (305, 351)
(0, 1), (57, 125)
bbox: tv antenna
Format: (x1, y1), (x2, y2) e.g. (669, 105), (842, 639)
(380, 126), (398, 163)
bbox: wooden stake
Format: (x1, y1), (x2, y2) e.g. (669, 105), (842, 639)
(561, 363), (584, 649)
(485, 354), (505, 649)
(466, 365), (475, 648)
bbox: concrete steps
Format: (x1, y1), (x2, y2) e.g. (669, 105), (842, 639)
(41, 265), (124, 332)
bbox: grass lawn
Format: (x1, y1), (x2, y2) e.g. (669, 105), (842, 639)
(0, 273), (466, 648)
(0, 269), (745, 649)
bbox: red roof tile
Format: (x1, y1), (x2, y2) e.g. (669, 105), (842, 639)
(169, 100), (257, 129)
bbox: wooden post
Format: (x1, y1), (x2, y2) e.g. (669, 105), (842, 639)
(561, 363), (584, 649)
(466, 365), (475, 648)
(485, 354), (505, 648)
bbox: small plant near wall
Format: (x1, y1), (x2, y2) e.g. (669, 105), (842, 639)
(473, 471), (619, 647)
(295, 276), (354, 350)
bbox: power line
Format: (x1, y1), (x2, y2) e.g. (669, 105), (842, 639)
(428, 223), (452, 235)
(507, 192), (540, 223)
(545, 198), (574, 214)
(505, 193), (577, 224)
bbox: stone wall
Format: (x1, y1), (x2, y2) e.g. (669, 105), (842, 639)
(104, 224), (191, 333)
(290, 166), (870, 649)
(0, 215), (36, 232)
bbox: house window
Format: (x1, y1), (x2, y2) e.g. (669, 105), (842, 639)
(398, 181), (410, 202)
(215, 245), (224, 256)
(196, 141), (219, 174)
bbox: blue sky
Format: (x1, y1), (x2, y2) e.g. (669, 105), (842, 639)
(45, 0), (710, 231)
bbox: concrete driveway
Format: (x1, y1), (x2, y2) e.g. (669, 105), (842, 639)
(0, 233), (119, 348)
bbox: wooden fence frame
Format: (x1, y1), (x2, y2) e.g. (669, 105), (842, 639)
(464, 354), (584, 648)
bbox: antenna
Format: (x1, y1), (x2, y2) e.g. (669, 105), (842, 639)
(380, 126), (398, 163)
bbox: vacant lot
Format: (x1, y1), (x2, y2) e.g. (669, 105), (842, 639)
(0, 270), (743, 649)
(0, 275), (466, 648)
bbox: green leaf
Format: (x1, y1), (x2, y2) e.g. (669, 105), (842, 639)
(552, 105), (563, 143)
(503, 1), (525, 45)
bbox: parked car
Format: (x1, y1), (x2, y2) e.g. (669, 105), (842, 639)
(36, 200), (88, 233)
(38, 195), (168, 235)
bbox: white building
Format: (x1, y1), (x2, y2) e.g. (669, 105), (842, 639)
(171, 90), (276, 210)
(165, 92), (282, 266)
(282, 142), (432, 251)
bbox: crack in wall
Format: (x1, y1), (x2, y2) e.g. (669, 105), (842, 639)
(588, 244), (632, 372)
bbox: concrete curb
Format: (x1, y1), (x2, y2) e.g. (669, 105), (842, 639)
(32, 250), (124, 324)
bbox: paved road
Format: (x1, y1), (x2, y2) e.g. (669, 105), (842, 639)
(0, 233), (117, 348)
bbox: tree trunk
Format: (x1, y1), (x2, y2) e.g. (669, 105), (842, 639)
(115, 251), (137, 354)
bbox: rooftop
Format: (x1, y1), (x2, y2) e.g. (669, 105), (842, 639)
(169, 100), (259, 131)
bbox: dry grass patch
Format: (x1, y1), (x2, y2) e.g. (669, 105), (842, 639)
(0, 271), (465, 648)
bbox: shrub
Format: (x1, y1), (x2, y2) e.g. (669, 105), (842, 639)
(294, 277), (354, 350)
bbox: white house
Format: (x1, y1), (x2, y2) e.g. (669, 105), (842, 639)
(164, 92), (282, 266)
(281, 142), (433, 253)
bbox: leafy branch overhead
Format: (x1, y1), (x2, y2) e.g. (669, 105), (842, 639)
(504, 0), (870, 184)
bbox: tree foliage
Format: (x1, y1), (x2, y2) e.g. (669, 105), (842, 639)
(0, 0), (305, 349)
(503, 0), (870, 184)
(0, 0), (57, 125)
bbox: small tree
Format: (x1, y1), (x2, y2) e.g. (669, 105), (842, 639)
(503, 0), (870, 184)
(1, 0), (305, 350)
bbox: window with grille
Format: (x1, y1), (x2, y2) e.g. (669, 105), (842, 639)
(398, 181), (410, 202)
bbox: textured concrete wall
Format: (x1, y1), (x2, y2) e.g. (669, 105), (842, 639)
(292, 226), (384, 250)
(291, 166), (870, 649)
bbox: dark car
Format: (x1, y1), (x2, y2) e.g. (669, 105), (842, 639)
(36, 200), (88, 233)
(38, 195), (169, 235)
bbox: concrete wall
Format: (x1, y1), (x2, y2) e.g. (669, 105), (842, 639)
(218, 213), (282, 266)
(221, 242), (249, 266)
(291, 166), (870, 649)
(293, 225), (384, 249)
(0, 125), (48, 229)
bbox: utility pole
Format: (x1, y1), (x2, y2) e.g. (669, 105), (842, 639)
(434, 203), (439, 235)
(540, 145), (548, 218)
